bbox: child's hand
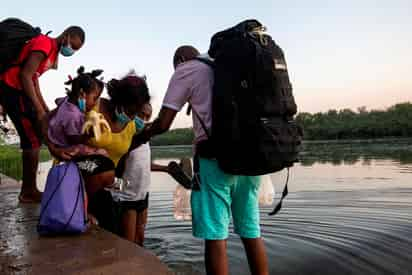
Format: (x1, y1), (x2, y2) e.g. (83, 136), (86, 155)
(95, 148), (109, 157)
(49, 144), (79, 161)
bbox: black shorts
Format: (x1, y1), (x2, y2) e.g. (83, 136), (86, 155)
(74, 154), (115, 177)
(118, 193), (149, 213)
(0, 82), (42, 149)
(89, 190), (149, 235)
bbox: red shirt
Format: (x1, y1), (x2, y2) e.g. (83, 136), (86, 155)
(0, 34), (59, 90)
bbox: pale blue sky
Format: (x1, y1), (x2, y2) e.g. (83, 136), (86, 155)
(3, 0), (412, 128)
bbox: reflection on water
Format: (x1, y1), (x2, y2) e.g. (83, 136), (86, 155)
(146, 189), (412, 275)
(35, 139), (412, 274)
(146, 139), (412, 275)
(300, 138), (412, 166)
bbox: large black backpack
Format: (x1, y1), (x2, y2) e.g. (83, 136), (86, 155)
(195, 19), (303, 215)
(0, 18), (42, 74)
(202, 19), (303, 176)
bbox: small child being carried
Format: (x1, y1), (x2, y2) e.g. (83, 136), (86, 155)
(48, 66), (106, 155)
(48, 66), (115, 184)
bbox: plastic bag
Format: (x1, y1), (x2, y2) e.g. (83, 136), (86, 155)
(258, 174), (275, 206)
(173, 184), (192, 221)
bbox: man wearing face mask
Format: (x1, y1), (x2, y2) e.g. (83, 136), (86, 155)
(0, 26), (85, 203)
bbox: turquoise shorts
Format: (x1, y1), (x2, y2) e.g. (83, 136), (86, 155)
(191, 158), (261, 240)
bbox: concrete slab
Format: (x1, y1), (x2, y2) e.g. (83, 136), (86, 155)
(0, 183), (172, 275)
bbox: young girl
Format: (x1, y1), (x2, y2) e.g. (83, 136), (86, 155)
(47, 66), (115, 195)
(48, 66), (104, 155)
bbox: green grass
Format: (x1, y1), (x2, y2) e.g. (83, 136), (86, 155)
(0, 145), (51, 180)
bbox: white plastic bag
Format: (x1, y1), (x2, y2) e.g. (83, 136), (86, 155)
(173, 184), (192, 221)
(258, 174), (275, 206)
(36, 161), (52, 192)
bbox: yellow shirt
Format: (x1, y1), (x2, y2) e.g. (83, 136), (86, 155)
(89, 121), (136, 167)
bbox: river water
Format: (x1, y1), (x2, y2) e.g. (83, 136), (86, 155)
(38, 139), (412, 275)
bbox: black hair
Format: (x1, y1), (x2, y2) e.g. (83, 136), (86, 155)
(107, 73), (150, 111)
(65, 66), (104, 101)
(64, 26), (85, 44)
(173, 45), (200, 68)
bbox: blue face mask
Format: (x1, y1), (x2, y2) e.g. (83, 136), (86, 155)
(77, 98), (86, 112)
(134, 116), (145, 131)
(60, 43), (75, 57)
(115, 108), (131, 126)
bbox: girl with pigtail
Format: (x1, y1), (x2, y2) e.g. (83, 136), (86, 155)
(46, 66), (115, 198)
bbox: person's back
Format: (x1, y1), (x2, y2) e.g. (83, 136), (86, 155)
(48, 97), (85, 149)
(141, 45), (269, 275)
(162, 59), (213, 145)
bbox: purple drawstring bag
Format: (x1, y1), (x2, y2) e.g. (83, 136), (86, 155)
(38, 161), (88, 235)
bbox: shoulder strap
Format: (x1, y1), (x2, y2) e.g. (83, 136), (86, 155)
(190, 105), (211, 139)
(195, 56), (215, 68)
(185, 57), (214, 138)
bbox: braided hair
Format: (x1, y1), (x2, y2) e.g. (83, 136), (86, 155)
(65, 66), (104, 101)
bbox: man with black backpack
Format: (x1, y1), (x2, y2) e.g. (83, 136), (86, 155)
(139, 19), (302, 275)
(141, 44), (270, 275)
(0, 18), (85, 203)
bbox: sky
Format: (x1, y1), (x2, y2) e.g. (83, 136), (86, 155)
(2, 0), (412, 128)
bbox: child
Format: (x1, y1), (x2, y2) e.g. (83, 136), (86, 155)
(116, 103), (157, 245)
(47, 66), (115, 194)
(48, 66), (104, 156)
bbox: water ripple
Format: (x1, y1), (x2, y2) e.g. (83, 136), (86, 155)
(146, 188), (412, 275)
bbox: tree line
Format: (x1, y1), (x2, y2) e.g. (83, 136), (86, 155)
(297, 102), (412, 140)
(150, 102), (412, 146)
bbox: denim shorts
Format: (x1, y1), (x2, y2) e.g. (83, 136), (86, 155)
(191, 158), (262, 240)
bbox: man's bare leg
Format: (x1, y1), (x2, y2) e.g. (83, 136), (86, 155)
(241, 237), (269, 275)
(19, 149), (42, 203)
(205, 240), (229, 275)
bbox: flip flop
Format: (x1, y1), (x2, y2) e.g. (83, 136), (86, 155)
(167, 161), (193, 189)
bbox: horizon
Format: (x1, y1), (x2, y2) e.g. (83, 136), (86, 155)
(2, 0), (411, 128)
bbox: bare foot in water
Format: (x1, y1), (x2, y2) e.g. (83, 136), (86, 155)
(18, 190), (42, 203)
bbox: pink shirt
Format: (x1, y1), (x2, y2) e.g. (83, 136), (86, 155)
(162, 59), (214, 144)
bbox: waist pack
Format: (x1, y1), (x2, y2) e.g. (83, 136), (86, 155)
(38, 161), (88, 235)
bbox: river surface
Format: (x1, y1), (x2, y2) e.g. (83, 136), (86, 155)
(38, 139), (412, 275)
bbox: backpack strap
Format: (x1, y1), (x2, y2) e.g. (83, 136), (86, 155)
(195, 56), (215, 67)
(185, 56), (214, 138)
(190, 105), (211, 139)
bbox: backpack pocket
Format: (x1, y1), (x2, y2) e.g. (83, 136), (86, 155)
(259, 117), (303, 172)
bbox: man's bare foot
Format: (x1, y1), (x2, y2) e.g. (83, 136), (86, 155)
(87, 213), (99, 226)
(18, 190), (42, 203)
